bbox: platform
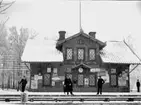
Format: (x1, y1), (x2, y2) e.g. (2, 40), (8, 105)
(0, 91), (141, 104)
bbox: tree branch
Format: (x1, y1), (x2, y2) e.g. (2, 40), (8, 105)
(0, 0), (15, 14)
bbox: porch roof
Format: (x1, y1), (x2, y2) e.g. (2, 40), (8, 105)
(21, 38), (63, 62)
(72, 63), (92, 69)
(100, 41), (141, 64)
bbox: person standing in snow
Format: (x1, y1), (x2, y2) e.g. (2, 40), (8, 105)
(97, 76), (105, 95)
(136, 79), (140, 92)
(19, 76), (27, 92)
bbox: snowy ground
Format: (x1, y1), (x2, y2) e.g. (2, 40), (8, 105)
(0, 88), (141, 95)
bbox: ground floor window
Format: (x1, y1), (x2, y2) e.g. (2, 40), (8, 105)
(110, 74), (117, 86)
(78, 74), (84, 86)
(89, 74), (96, 86)
(110, 68), (117, 86)
(65, 72), (96, 87)
(43, 73), (51, 86)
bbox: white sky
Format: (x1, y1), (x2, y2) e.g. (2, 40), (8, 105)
(2, 0), (141, 54)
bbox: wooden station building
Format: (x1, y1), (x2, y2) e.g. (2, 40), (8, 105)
(22, 31), (140, 92)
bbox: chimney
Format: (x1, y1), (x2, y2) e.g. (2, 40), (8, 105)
(89, 32), (96, 38)
(58, 31), (66, 41)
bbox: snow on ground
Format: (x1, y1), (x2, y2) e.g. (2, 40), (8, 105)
(0, 88), (141, 95)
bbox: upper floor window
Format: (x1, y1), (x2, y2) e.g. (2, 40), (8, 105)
(77, 48), (84, 60)
(66, 48), (73, 60)
(89, 49), (95, 60)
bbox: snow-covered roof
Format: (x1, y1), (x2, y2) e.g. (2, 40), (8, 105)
(100, 41), (141, 64)
(21, 38), (63, 62)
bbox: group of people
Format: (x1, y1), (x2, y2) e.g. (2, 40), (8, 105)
(18, 75), (141, 94)
(63, 75), (105, 95)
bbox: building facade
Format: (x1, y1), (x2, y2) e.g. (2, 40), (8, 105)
(22, 31), (140, 92)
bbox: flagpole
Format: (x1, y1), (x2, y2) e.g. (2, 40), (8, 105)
(79, 0), (83, 32)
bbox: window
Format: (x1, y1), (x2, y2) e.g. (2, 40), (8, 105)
(77, 48), (84, 60)
(110, 68), (117, 86)
(89, 49), (95, 60)
(78, 74), (84, 86)
(77, 39), (84, 44)
(110, 75), (117, 86)
(43, 74), (51, 86)
(66, 48), (73, 60)
(89, 74), (96, 86)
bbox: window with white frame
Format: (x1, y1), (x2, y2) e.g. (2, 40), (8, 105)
(77, 48), (84, 60)
(66, 48), (73, 60)
(89, 49), (95, 60)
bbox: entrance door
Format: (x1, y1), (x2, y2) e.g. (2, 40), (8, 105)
(72, 67), (96, 87)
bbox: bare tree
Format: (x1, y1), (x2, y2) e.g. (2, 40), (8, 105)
(8, 27), (37, 88)
(0, 0), (15, 14)
(124, 35), (141, 74)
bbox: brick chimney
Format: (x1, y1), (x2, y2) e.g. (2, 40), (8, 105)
(58, 31), (66, 41)
(89, 32), (96, 38)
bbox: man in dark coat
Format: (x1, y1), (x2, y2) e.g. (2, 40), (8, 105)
(136, 79), (140, 92)
(97, 76), (105, 95)
(19, 76), (27, 92)
(64, 75), (74, 95)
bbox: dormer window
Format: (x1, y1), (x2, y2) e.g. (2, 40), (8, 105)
(66, 48), (73, 60)
(89, 49), (96, 60)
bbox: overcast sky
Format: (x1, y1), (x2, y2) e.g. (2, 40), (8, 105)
(2, 0), (141, 54)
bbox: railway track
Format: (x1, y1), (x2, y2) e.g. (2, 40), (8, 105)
(0, 94), (141, 102)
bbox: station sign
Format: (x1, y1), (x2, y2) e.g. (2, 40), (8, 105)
(90, 68), (100, 72)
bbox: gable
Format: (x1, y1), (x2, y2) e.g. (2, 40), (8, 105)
(63, 35), (98, 48)
(56, 32), (106, 51)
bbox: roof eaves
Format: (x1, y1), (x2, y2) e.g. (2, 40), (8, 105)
(72, 63), (91, 69)
(123, 40), (141, 62)
(56, 32), (80, 46)
(83, 33), (106, 47)
(101, 61), (141, 65)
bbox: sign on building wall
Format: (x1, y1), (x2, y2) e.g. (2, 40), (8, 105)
(53, 68), (58, 73)
(47, 68), (51, 73)
(84, 78), (89, 86)
(31, 80), (38, 89)
(52, 81), (55, 86)
(90, 68), (100, 72)
(101, 71), (109, 83)
(38, 75), (42, 80)
(118, 71), (128, 86)
(98, 70), (106, 76)
(34, 75), (38, 80)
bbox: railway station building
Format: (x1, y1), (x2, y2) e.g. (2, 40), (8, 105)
(22, 31), (140, 92)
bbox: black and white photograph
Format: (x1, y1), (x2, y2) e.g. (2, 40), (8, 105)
(0, 0), (141, 105)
